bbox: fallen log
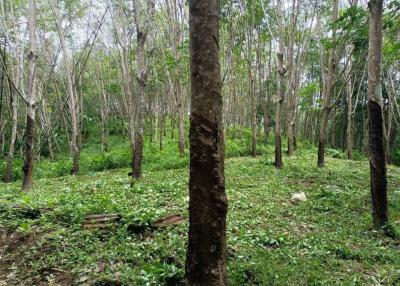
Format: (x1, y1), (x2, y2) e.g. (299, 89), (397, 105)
(127, 214), (186, 235)
(83, 214), (122, 229)
(153, 214), (185, 227)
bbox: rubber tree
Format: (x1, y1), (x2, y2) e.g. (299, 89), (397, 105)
(132, 0), (155, 180)
(53, 2), (81, 175)
(21, 0), (38, 192)
(185, 0), (228, 284)
(275, 0), (287, 168)
(317, 0), (338, 168)
(367, 0), (388, 229)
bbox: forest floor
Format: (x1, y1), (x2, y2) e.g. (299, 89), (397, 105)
(0, 144), (400, 285)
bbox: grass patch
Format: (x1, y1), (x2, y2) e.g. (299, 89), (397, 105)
(0, 140), (399, 284)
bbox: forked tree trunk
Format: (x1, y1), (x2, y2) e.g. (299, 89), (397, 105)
(21, 0), (38, 192)
(185, 0), (228, 284)
(367, 0), (388, 229)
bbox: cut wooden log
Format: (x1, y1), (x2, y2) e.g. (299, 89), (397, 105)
(84, 214), (122, 222)
(83, 214), (122, 229)
(153, 214), (185, 227)
(127, 214), (186, 235)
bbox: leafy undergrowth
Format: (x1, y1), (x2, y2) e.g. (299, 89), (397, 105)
(0, 131), (276, 182)
(0, 149), (400, 285)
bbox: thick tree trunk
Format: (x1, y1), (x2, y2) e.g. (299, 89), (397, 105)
(367, 0), (388, 229)
(22, 106), (35, 191)
(22, 0), (38, 192)
(185, 0), (228, 284)
(317, 0), (338, 167)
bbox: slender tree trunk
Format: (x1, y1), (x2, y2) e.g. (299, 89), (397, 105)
(99, 74), (109, 153)
(317, 0), (338, 167)
(249, 66), (257, 157)
(367, 0), (388, 229)
(263, 43), (272, 143)
(4, 87), (18, 183)
(132, 0), (155, 180)
(275, 0), (286, 168)
(286, 0), (299, 156)
(177, 82), (185, 157)
(132, 33), (146, 180)
(53, 3), (80, 174)
(185, 0), (227, 284)
(160, 101), (166, 150)
(114, 1), (135, 170)
(0, 39), (5, 160)
(22, 0), (38, 192)
(346, 46), (353, 159)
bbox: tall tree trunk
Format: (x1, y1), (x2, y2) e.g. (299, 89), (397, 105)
(132, 31), (146, 180)
(275, 0), (286, 168)
(132, 0), (155, 180)
(177, 82), (185, 157)
(160, 99), (166, 150)
(114, 0), (135, 172)
(367, 0), (388, 229)
(286, 0), (299, 156)
(185, 0), (228, 284)
(100, 89), (109, 153)
(22, 0), (38, 192)
(53, 3), (80, 174)
(0, 39), (5, 160)
(346, 46), (353, 159)
(249, 65), (257, 157)
(317, 0), (338, 167)
(263, 42), (272, 143)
